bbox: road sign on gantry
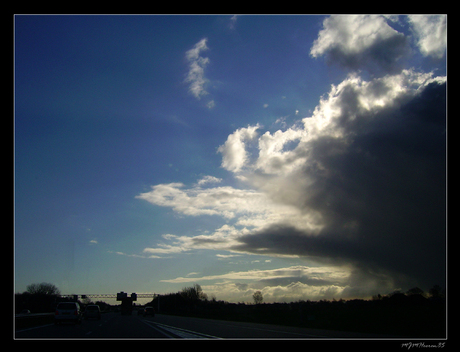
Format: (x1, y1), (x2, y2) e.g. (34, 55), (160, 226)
(116, 292), (127, 301)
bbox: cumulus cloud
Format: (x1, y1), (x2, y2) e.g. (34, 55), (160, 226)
(217, 124), (261, 173)
(185, 38), (210, 99)
(408, 15), (447, 59)
(230, 70), (446, 291)
(310, 15), (410, 74)
(140, 69), (446, 294)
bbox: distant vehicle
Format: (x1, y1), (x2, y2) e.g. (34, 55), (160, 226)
(54, 302), (82, 325)
(138, 307), (144, 315)
(143, 306), (155, 317)
(20, 309), (31, 314)
(84, 305), (101, 320)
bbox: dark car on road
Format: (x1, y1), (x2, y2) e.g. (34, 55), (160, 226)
(84, 305), (101, 320)
(143, 306), (155, 317)
(54, 302), (82, 325)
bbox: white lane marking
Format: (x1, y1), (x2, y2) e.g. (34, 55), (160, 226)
(142, 319), (221, 339)
(140, 319), (176, 338)
(200, 321), (327, 338)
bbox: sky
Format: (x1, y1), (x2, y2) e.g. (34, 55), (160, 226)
(14, 14), (447, 303)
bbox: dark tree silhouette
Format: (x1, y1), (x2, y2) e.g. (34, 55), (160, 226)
(253, 291), (263, 304)
(26, 282), (60, 296)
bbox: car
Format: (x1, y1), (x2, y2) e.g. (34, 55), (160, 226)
(143, 306), (155, 317)
(137, 307), (144, 315)
(84, 304), (101, 320)
(54, 302), (82, 325)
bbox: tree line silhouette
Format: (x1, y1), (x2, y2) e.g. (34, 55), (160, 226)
(146, 284), (446, 337)
(15, 282), (446, 337)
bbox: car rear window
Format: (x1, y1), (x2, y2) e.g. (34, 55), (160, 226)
(86, 306), (98, 310)
(57, 303), (76, 310)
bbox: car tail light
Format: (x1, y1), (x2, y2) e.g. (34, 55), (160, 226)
(74, 310), (78, 316)
(55, 310), (59, 315)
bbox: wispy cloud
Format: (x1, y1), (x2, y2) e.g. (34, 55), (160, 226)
(216, 254), (241, 259)
(160, 265), (350, 284)
(136, 179), (322, 234)
(185, 38), (210, 100)
(229, 15), (238, 30)
(196, 175), (222, 186)
(143, 244), (189, 255)
(107, 250), (162, 259)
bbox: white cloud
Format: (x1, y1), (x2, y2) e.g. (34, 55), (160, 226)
(185, 38), (210, 99)
(302, 69), (443, 140)
(136, 182), (270, 220)
(107, 250), (161, 259)
(408, 15), (447, 58)
(311, 15), (398, 57)
(196, 175), (222, 186)
(136, 177), (323, 237)
(143, 244), (188, 254)
(255, 127), (308, 175)
(229, 15), (238, 30)
(216, 254), (241, 259)
(206, 100), (215, 109)
(161, 265), (354, 302)
(161, 265), (350, 284)
(217, 124), (260, 173)
(310, 15), (409, 74)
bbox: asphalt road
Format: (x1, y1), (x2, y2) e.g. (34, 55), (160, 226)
(15, 312), (388, 339)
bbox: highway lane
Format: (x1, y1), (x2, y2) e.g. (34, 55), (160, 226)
(15, 312), (387, 339)
(148, 314), (389, 338)
(15, 312), (168, 339)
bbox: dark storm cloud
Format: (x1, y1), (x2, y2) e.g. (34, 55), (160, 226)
(232, 81), (446, 291)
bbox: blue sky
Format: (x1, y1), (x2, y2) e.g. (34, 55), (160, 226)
(15, 15), (447, 303)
